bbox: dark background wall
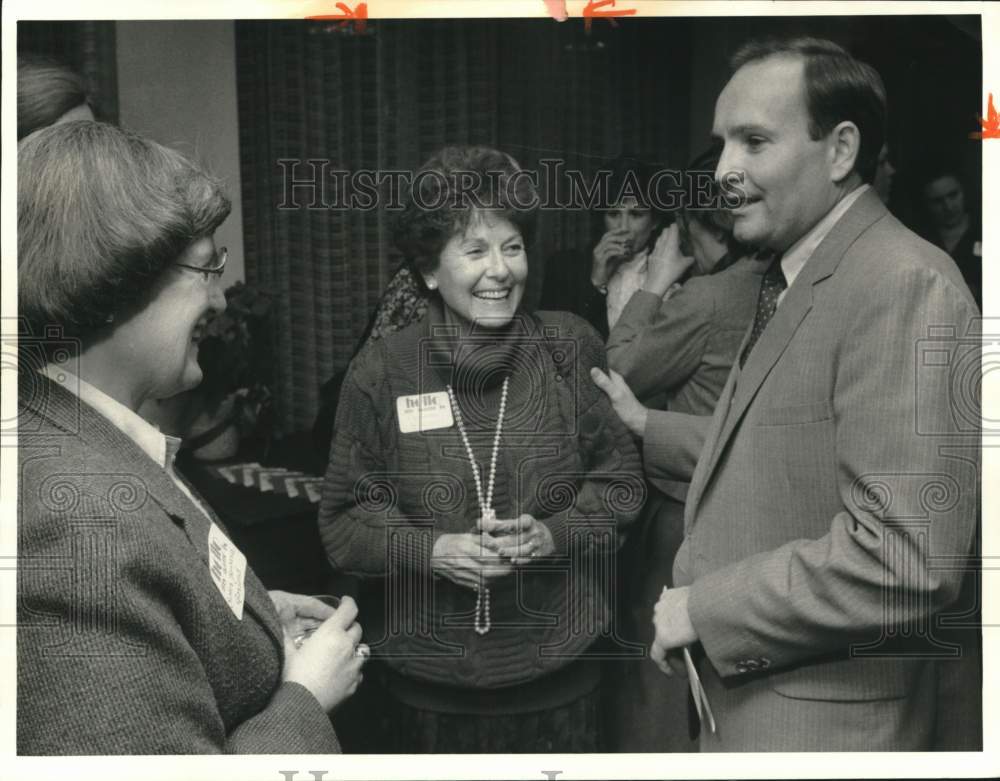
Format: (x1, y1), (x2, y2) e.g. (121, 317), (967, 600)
(18, 14), (984, 434)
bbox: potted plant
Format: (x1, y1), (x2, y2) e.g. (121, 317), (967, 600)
(148, 282), (276, 461)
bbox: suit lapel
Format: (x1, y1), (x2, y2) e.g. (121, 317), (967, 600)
(152, 470), (284, 650)
(686, 190), (887, 522)
(21, 371), (284, 649)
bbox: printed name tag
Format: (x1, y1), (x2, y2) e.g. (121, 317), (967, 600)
(208, 523), (246, 619)
(396, 392), (454, 433)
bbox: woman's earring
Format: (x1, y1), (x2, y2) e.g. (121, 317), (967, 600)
(426, 280), (437, 290)
(105, 313), (115, 324)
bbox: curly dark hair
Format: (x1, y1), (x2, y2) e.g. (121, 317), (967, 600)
(392, 146), (539, 276)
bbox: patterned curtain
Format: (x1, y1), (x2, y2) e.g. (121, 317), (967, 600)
(17, 21), (119, 124)
(236, 19), (691, 433)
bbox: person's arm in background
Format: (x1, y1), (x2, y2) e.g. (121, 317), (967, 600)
(606, 225), (704, 400)
(533, 319), (644, 554)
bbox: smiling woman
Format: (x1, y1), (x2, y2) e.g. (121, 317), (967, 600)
(17, 121), (365, 754)
(319, 145), (644, 753)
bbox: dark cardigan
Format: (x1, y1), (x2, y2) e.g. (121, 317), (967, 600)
(319, 304), (643, 690)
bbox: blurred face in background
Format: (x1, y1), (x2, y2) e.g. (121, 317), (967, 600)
(682, 216), (730, 276)
(923, 175), (967, 230)
(872, 144), (895, 204)
(603, 198), (658, 259)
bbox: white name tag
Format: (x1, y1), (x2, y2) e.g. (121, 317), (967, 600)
(208, 523), (246, 619)
(396, 391), (454, 433)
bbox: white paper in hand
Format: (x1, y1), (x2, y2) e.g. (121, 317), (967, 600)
(683, 647), (716, 734)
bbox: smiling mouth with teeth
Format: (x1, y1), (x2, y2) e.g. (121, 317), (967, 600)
(474, 289), (510, 300)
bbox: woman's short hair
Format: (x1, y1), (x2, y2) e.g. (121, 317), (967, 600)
(393, 146), (539, 275)
(730, 36), (887, 183)
(18, 121), (231, 343)
(676, 144), (750, 265)
(17, 53), (91, 140)
(589, 156), (670, 240)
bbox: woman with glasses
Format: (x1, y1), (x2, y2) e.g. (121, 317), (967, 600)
(319, 146), (643, 752)
(17, 121), (366, 754)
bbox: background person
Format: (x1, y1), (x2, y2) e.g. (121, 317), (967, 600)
(17, 121), (366, 754)
(539, 157), (670, 338)
(319, 145), (643, 753)
(17, 52), (95, 139)
(918, 166), (981, 307)
(871, 143), (895, 204)
(601, 144), (764, 752)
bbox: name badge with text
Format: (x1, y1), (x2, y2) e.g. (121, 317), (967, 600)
(396, 392), (454, 433)
(208, 523), (246, 619)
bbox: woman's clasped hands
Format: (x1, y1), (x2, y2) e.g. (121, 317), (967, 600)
(431, 513), (555, 589)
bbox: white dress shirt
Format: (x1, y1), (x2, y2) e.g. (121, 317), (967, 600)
(777, 184), (870, 305)
(40, 364), (213, 520)
(606, 247), (669, 330)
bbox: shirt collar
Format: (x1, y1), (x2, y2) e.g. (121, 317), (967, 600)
(780, 184), (870, 290)
(39, 364), (180, 471)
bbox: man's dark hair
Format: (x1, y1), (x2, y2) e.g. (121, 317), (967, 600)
(730, 36), (887, 183)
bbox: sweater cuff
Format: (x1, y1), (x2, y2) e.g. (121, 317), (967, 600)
(642, 410), (704, 485)
(385, 524), (444, 574)
(539, 512), (570, 555)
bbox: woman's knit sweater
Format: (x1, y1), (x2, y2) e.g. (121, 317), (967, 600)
(319, 303), (643, 690)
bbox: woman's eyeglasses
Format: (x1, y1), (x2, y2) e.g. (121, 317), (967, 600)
(175, 247), (228, 281)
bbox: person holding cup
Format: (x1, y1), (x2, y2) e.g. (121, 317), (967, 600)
(539, 157), (670, 338)
(319, 146), (643, 753)
(589, 157), (672, 332)
(16, 121), (366, 754)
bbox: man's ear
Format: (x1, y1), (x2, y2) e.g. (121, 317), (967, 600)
(829, 120), (861, 183)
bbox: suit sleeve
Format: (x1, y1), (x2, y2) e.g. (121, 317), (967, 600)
(226, 682), (340, 753)
(606, 285), (714, 401)
(642, 408), (712, 484)
(537, 321), (645, 553)
(318, 350), (442, 575)
(686, 266), (980, 676)
(16, 493), (339, 755)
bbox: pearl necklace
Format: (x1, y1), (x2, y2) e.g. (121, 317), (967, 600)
(445, 376), (509, 636)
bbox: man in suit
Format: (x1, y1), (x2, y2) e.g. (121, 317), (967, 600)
(592, 37), (980, 751)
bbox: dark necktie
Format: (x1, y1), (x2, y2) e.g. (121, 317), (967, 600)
(740, 256), (787, 368)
